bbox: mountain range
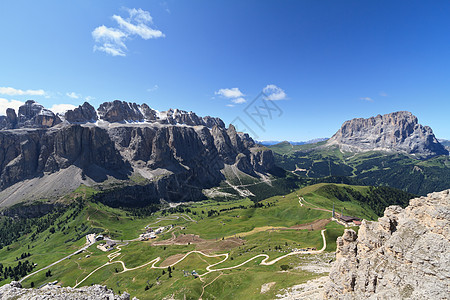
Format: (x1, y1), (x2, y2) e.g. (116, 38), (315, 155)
(0, 100), (275, 208)
(269, 111), (450, 195)
(257, 138), (328, 146)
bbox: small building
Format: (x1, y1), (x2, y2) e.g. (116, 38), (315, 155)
(97, 240), (116, 252)
(340, 215), (361, 223)
(353, 220), (362, 226)
(106, 240), (116, 247)
(140, 232), (156, 240)
(155, 227), (165, 234)
(191, 270), (199, 278)
(95, 234), (104, 241)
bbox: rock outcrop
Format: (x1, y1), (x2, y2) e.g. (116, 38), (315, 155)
(0, 281), (136, 300)
(325, 189), (450, 299)
(64, 102), (97, 123)
(0, 100), (274, 206)
(327, 111), (448, 158)
(18, 100), (62, 128)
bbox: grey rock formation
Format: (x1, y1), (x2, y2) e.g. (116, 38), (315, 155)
(64, 102), (97, 123)
(0, 100), (273, 206)
(18, 100), (62, 128)
(97, 100), (145, 122)
(0, 281), (136, 300)
(92, 101), (225, 128)
(327, 111), (448, 158)
(0, 124), (130, 191)
(325, 189), (450, 300)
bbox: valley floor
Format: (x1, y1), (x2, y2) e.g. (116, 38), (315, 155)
(1, 183), (368, 299)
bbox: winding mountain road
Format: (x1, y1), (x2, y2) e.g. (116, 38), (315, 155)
(73, 229), (327, 288)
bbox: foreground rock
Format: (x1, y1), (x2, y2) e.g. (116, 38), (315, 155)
(327, 111), (448, 158)
(0, 281), (136, 300)
(325, 189), (450, 299)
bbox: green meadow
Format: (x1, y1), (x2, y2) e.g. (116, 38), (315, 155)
(0, 183), (388, 298)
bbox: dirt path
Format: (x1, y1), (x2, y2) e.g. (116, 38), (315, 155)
(73, 229), (327, 289)
(20, 236), (95, 283)
(199, 272), (225, 300)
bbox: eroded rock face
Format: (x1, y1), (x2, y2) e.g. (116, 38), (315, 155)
(98, 100), (144, 122)
(327, 111), (448, 158)
(0, 281), (136, 300)
(18, 100), (62, 128)
(0, 100), (61, 129)
(0, 125), (129, 190)
(64, 102), (97, 123)
(325, 189), (450, 300)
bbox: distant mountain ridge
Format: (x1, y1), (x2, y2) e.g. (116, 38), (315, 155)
(268, 111), (450, 195)
(258, 138), (328, 146)
(327, 111), (448, 158)
(0, 100), (274, 208)
(438, 139), (450, 153)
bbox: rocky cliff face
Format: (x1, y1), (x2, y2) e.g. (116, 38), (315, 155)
(325, 189), (450, 299)
(0, 100), (274, 206)
(327, 111), (448, 158)
(0, 281), (135, 300)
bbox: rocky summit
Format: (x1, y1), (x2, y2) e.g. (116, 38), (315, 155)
(326, 111), (448, 158)
(325, 189), (450, 299)
(0, 100), (273, 207)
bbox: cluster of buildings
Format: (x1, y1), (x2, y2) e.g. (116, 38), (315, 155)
(139, 226), (167, 241)
(97, 240), (117, 252)
(91, 234), (117, 252)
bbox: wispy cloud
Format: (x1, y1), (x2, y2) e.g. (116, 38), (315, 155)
(231, 97), (246, 104)
(160, 2), (171, 14)
(215, 88), (244, 99)
(147, 84), (159, 92)
(0, 98), (24, 115)
(263, 84), (287, 100)
(92, 8), (165, 57)
(66, 92), (81, 99)
(379, 92), (388, 97)
(226, 104), (235, 107)
(0, 87), (46, 96)
(50, 104), (77, 114)
(360, 97), (373, 102)
(85, 96), (95, 102)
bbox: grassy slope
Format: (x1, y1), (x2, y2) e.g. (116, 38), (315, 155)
(269, 142), (450, 195)
(1, 182), (395, 299)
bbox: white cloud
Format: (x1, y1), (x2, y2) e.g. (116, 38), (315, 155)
(92, 8), (164, 57)
(263, 84), (287, 100)
(85, 96), (95, 101)
(113, 15), (164, 40)
(0, 87), (46, 96)
(66, 92), (80, 99)
(147, 85), (159, 92)
(0, 98), (24, 116)
(49, 104), (77, 114)
(226, 104), (235, 107)
(92, 25), (127, 56)
(231, 97), (247, 104)
(215, 88), (244, 99)
(360, 97), (373, 102)
(379, 92), (388, 97)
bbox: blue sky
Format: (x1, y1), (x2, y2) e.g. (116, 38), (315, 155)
(1, 0), (449, 140)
